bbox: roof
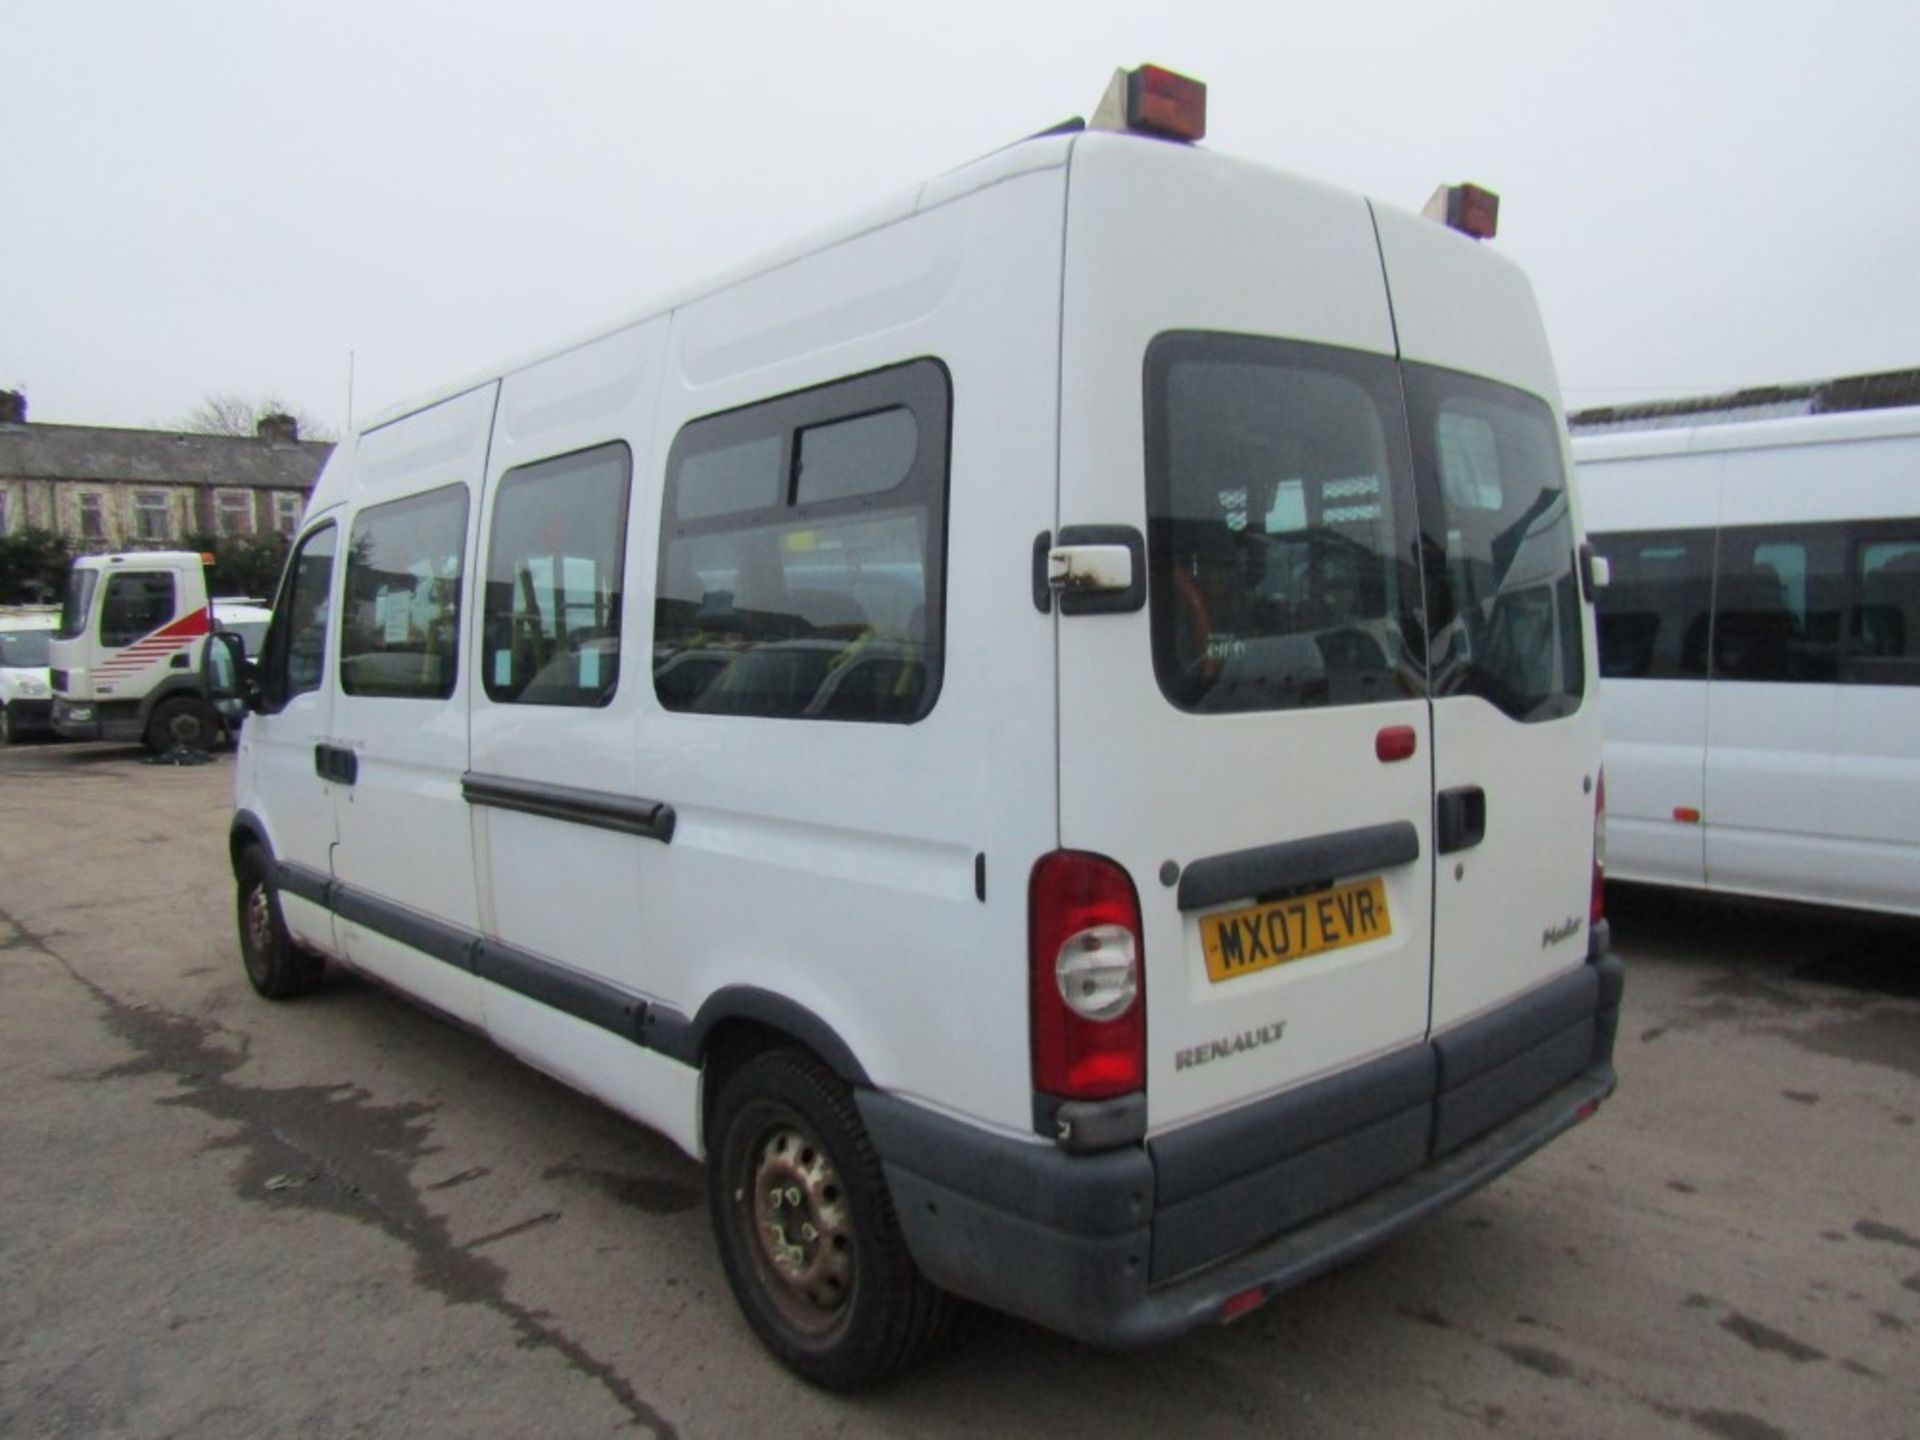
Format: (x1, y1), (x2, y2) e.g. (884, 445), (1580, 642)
(0, 421), (332, 489)
(1567, 366), (1920, 435)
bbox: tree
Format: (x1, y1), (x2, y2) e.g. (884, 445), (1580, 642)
(175, 392), (335, 443)
(0, 526), (73, 605)
(184, 530), (291, 599)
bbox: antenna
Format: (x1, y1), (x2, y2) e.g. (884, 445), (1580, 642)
(346, 350), (356, 433)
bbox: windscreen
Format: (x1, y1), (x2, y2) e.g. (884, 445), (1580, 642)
(1145, 333), (1423, 714)
(0, 630), (52, 666)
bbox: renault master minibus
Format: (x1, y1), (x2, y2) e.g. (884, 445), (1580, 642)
(211, 66), (1620, 1388)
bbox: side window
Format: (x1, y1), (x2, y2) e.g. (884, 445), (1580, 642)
(482, 444), (632, 707)
(1844, 524), (1920, 685)
(1590, 529), (1713, 679)
(1145, 334), (1422, 715)
(100, 571), (176, 648)
(258, 523), (337, 709)
(1712, 526), (1841, 683)
(340, 487), (470, 700)
(654, 360), (950, 723)
(1406, 367), (1586, 723)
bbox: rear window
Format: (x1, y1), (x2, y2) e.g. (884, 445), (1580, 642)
(1403, 366), (1586, 722)
(1145, 334), (1422, 714)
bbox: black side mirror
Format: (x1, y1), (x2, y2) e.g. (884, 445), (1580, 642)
(202, 631), (255, 719)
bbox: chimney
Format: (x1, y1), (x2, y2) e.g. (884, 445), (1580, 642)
(256, 412), (299, 444)
(0, 389), (25, 425)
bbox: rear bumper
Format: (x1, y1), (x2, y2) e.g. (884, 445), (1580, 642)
(860, 934), (1622, 1347)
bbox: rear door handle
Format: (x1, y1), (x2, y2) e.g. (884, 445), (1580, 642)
(1436, 786), (1486, 854)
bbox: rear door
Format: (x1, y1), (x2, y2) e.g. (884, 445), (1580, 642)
(1374, 207), (1602, 1031)
(1055, 138), (1436, 1132)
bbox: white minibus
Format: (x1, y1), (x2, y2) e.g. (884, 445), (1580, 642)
(210, 67), (1618, 1387)
(1576, 405), (1920, 916)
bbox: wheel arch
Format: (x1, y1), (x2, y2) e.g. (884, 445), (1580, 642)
(230, 810), (275, 879)
(667, 986), (874, 1135)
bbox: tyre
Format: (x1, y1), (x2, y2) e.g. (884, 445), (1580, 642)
(707, 1047), (952, 1389)
(236, 846), (325, 999)
(0, 703), (13, 745)
(146, 695), (220, 753)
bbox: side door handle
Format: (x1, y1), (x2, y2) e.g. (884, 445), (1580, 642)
(1436, 785), (1486, 854)
(313, 744), (358, 786)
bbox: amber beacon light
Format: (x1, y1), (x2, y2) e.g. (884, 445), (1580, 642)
(1089, 64), (1207, 142)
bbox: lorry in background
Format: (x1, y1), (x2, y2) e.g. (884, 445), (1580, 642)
(49, 550), (270, 751)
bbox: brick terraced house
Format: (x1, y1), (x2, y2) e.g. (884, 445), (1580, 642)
(0, 390), (332, 552)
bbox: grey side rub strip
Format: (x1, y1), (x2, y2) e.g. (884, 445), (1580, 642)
(462, 771), (676, 843)
(1177, 821), (1421, 913)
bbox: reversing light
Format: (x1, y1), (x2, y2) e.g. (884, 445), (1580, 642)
(1421, 182), (1500, 240)
(1090, 64), (1207, 143)
(1030, 851), (1146, 1101)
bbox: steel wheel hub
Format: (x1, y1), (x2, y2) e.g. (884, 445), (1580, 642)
(245, 885), (275, 958)
(745, 1124), (853, 1316)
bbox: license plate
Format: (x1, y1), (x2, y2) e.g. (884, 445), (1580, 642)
(1200, 876), (1391, 983)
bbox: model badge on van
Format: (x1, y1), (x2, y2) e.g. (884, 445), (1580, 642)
(1175, 1021), (1287, 1071)
(1541, 917), (1583, 948)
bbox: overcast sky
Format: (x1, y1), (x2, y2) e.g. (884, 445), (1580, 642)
(5, 1), (1916, 436)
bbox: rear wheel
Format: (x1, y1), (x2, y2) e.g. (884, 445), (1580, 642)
(0, 704), (13, 745)
(146, 695), (220, 753)
(707, 1047), (951, 1389)
(236, 846), (325, 999)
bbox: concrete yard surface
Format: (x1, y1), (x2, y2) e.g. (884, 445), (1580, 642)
(2, 741), (1916, 1438)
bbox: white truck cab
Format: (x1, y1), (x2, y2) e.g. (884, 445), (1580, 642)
(215, 67), (1619, 1387)
(48, 550), (260, 750)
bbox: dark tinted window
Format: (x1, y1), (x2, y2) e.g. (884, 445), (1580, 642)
(1712, 526), (1841, 682)
(1145, 334), (1422, 714)
(1405, 366), (1585, 723)
(341, 487), (469, 700)
(100, 572), (177, 648)
(655, 360), (949, 723)
(482, 444), (631, 707)
(258, 524), (336, 708)
(1591, 529), (1713, 679)
(1848, 524), (1920, 684)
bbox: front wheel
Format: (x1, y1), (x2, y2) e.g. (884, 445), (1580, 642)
(146, 695), (221, 753)
(236, 846), (325, 999)
(707, 1048), (951, 1389)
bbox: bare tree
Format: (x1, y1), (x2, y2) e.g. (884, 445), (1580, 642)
(175, 392), (336, 442)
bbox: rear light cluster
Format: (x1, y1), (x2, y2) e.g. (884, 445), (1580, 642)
(1030, 851), (1146, 1100)
(1591, 770), (1607, 925)
(1422, 182), (1500, 240)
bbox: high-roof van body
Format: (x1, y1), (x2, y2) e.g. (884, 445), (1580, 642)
(1576, 406), (1920, 914)
(219, 103), (1617, 1386)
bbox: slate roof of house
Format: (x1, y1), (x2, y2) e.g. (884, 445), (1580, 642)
(1568, 366), (1920, 434)
(0, 422), (333, 489)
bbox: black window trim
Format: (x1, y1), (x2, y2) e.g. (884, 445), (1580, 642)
(1591, 515), (1920, 688)
(340, 482), (473, 702)
(481, 439), (634, 709)
(654, 356), (953, 724)
(255, 518), (340, 713)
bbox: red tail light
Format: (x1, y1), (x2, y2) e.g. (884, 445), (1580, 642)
(1030, 851), (1146, 1100)
(1127, 65), (1207, 142)
(1591, 770), (1607, 925)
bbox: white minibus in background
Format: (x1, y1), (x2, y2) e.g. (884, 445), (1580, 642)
(211, 66), (1618, 1387)
(1576, 403), (1920, 916)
